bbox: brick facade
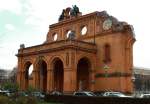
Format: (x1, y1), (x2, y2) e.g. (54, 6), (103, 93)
(16, 10), (135, 93)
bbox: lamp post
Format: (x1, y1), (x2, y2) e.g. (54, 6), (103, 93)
(103, 64), (110, 77)
(131, 76), (136, 96)
(103, 64), (109, 91)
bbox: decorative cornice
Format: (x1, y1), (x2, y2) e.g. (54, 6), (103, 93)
(17, 39), (97, 57)
(19, 39), (96, 50)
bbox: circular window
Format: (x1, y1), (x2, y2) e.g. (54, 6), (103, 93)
(81, 26), (87, 35)
(66, 30), (72, 38)
(52, 33), (58, 41)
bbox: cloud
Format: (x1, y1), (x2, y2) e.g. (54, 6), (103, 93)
(5, 24), (15, 31)
(0, 0), (22, 14)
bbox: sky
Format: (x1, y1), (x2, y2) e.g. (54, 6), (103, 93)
(0, 0), (150, 70)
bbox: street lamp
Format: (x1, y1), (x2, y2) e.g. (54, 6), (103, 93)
(131, 76), (136, 96)
(103, 64), (110, 91)
(103, 64), (110, 77)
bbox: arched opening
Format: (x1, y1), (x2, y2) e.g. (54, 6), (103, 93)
(66, 30), (75, 39)
(53, 58), (64, 92)
(24, 62), (33, 89)
(77, 57), (91, 91)
(52, 33), (58, 41)
(29, 65), (33, 76)
(81, 25), (87, 35)
(37, 60), (47, 92)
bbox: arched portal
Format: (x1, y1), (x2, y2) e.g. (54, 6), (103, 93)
(53, 58), (64, 92)
(37, 60), (47, 92)
(24, 62), (33, 89)
(77, 57), (91, 91)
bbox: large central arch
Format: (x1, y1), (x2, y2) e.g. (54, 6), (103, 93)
(52, 58), (64, 92)
(37, 60), (47, 92)
(77, 57), (91, 91)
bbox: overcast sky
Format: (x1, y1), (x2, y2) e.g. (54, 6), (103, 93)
(0, 0), (150, 70)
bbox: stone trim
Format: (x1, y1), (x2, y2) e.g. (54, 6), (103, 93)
(95, 72), (131, 78)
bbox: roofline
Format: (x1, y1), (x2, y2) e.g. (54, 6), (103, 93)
(133, 66), (150, 70)
(49, 11), (100, 28)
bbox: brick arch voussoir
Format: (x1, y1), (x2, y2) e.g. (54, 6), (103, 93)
(34, 56), (48, 71)
(23, 59), (34, 72)
(77, 55), (94, 71)
(49, 55), (65, 70)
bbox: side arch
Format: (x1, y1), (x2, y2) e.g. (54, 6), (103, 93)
(23, 61), (33, 90)
(50, 56), (64, 92)
(76, 55), (94, 71)
(35, 57), (48, 92)
(34, 56), (48, 71)
(76, 56), (92, 91)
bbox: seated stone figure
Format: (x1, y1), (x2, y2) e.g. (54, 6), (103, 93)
(68, 31), (75, 40)
(58, 5), (81, 21)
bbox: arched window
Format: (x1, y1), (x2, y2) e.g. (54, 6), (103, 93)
(52, 33), (58, 41)
(66, 30), (75, 40)
(28, 64), (33, 78)
(81, 25), (87, 35)
(103, 44), (111, 63)
(66, 30), (72, 39)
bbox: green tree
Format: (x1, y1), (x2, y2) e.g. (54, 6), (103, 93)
(2, 82), (19, 92)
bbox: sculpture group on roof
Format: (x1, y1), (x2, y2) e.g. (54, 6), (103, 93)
(58, 5), (81, 21)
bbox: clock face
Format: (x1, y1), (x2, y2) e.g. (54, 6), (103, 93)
(103, 19), (112, 30)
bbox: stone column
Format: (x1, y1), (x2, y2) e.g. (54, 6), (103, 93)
(90, 69), (95, 91)
(47, 68), (53, 93)
(20, 71), (24, 90)
(21, 71), (26, 91)
(32, 70), (38, 89)
(35, 70), (40, 90)
(17, 64), (24, 90)
(17, 56), (24, 90)
(63, 68), (76, 94)
(72, 69), (77, 92)
(16, 71), (21, 90)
